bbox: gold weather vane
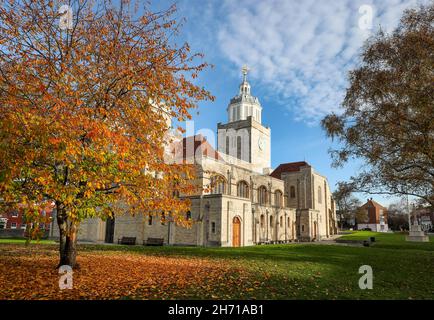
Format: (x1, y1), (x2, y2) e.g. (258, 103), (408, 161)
(241, 65), (249, 82)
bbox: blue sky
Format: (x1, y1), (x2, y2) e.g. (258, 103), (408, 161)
(148, 0), (429, 206)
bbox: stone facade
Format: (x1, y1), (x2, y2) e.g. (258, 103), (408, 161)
(51, 68), (338, 246)
(271, 162), (338, 241)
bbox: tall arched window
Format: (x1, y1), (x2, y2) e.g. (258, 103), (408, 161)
(318, 186), (322, 204)
(260, 214), (265, 228)
(290, 186), (296, 198)
(237, 136), (242, 159)
(258, 186), (268, 205)
(275, 190), (283, 207)
(226, 136), (230, 155)
(237, 181), (249, 198)
(210, 175), (227, 195)
(270, 215), (274, 228)
(279, 216), (283, 227)
(186, 211), (192, 220)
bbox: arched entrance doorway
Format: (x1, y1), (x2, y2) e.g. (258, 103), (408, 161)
(105, 217), (115, 243)
(232, 217), (241, 247)
(313, 221), (318, 241)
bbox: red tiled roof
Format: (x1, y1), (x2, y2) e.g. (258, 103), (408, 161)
(172, 134), (222, 161)
(270, 161), (310, 179)
(361, 199), (387, 211)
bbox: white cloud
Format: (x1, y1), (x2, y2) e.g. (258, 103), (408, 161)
(217, 0), (428, 124)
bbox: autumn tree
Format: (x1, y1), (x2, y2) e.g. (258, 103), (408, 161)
(0, 0), (212, 268)
(355, 207), (369, 228)
(333, 182), (361, 229)
(387, 200), (410, 231)
(322, 4), (434, 206)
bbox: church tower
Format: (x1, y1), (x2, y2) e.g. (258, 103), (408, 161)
(217, 66), (271, 173)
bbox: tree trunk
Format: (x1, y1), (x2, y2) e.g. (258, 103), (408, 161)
(56, 204), (78, 269)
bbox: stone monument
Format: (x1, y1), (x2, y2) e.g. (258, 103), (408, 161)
(406, 224), (429, 242)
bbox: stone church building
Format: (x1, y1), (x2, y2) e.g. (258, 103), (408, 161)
(52, 68), (338, 246)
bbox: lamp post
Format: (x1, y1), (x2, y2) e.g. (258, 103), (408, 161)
(406, 194), (411, 232)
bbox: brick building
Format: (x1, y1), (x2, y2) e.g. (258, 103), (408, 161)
(357, 198), (389, 232)
(0, 203), (54, 232)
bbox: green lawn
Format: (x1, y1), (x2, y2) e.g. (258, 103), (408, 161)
(0, 238), (56, 245)
(1, 231), (434, 299)
(339, 230), (434, 251)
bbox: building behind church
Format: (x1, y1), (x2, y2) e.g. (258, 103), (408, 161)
(357, 199), (389, 232)
(51, 68), (338, 246)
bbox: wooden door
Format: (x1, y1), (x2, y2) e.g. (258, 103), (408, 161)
(105, 217), (115, 243)
(232, 217), (241, 247)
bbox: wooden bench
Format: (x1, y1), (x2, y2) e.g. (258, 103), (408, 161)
(143, 237), (164, 246)
(117, 237), (136, 245)
(258, 240), (272, 245)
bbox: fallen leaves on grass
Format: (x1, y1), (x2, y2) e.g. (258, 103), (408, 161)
(0, 245), (252, 300)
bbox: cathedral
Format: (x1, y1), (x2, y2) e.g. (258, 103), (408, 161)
(53, 68), (338, 246)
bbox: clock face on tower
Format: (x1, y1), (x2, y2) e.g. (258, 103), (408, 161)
(258, 137), (265, 151)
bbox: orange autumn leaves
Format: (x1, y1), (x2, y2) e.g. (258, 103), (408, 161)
(0, 1), (213, 228)
(0, 245), (253, 300)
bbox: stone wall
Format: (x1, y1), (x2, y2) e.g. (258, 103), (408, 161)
(49, 217), (106, 243)
(281, 166), (337, 240)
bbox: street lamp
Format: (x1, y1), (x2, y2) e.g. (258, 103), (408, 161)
(406, 194), (411, 231)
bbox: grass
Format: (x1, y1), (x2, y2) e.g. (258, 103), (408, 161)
(0, 238), (56, 245)
(1, 231), (433, 299)
(339, 230), (434, 251)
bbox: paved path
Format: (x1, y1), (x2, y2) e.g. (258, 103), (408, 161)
(292, 234), (366, 247)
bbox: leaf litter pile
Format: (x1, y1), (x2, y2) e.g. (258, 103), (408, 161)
(0, 244), (267, 300)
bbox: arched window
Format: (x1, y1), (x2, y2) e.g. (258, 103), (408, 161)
(270, 215), (274, 228)
(186, 211), (191, 220)
(318, 186), (322, 204)
(275, 190), (283, 207)
(290, 186), (296, 198)
(279, 216), (283, 227)
(226, 136), (230, 155)
(237, 181), (249, 198)
(148, 216), (153, 225)
(260, 214), (265, 228)
(258, 186), (268, 205)
(210, 175), (227, 195)
(237, 136), (242, 159)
